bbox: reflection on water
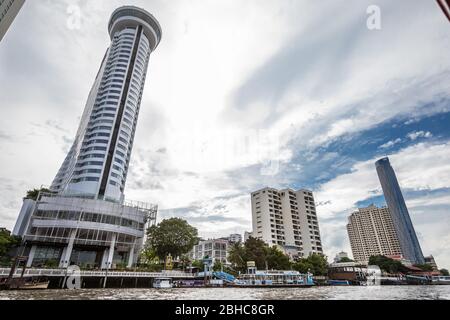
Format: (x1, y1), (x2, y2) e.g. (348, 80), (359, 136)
(1, 286), (449, 300)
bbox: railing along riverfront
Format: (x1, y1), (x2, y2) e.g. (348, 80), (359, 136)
(0, 268), (196, 278)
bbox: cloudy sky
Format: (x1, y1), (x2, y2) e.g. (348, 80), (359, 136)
(1, 0), (449, 267)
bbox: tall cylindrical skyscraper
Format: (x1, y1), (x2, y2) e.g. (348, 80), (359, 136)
(50, 6), (162, 203)
(13, 6), (160, 270)
(375, 157), (425, 264)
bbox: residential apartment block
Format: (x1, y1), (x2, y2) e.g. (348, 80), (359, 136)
(347, 205), (403, 263)
(190, 238), (229, 265)
(250, 187), (323, 259)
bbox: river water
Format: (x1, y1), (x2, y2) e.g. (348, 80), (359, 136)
(1, 286), (449, 300)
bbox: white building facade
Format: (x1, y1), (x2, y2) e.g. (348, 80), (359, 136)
(347, 205), (403, 263)
(0, 0), (25, 42)
(190, 239), (230, 265)
(50, 6), (162, 203)
(12, 6), (161, 270)
(15, 192), (157, 269)
(228, 234), (242, 244)
(251, 187), (323, 259)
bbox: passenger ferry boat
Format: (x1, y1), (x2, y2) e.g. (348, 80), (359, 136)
(432, 276), (450, 285)
(234, 270), (314, 288)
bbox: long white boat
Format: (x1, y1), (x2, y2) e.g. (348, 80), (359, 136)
(235, 270), (315, 287)
(432, 276), (450, 285)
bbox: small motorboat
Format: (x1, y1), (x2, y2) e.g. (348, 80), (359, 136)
(153, 277), (173, 289)
(1, 277), (49, 290)
(19, 278), (50, 290)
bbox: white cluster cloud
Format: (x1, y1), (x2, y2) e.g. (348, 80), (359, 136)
(407, 131), (433, 141)
(378, 130), (434, 150)
(379, 138), (402, 150)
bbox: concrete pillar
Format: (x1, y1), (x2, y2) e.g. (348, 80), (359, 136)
(127, 243), (136, 268)
(101, 248), (109, 269)
(59, 247), (67, 268)
(106, 233), (117, 269)
(60, 229), (77, 268)
(26, 245), (37, 268)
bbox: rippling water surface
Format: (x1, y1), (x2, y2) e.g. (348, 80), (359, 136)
(1, 286), (449, 300)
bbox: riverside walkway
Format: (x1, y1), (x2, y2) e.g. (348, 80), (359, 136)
(0, 268), (196, 279)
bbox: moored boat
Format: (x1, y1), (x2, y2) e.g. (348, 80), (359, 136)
(326, 280), (351, 286)
(405, 275), (432, 285)
(153, 277), (173, 289)
(18, 278), (50, 290)
(432, 276), (450, 285)
(234, 270), (315, 288)
(0, 277), (49, 290)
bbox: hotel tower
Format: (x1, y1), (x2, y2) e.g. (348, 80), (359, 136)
(13, 6), (161, 270)
(51, 6), (162, 203)
(0, 0), (25, 42)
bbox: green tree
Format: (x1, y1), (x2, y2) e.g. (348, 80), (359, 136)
(145, 218), (198, 261)
(24, 188), (53, 201)
(192, 260), (204, 270)
(139, 246), (159, 265)
(266, 246), (291, 270)
(292, 259), (313, 274)
(243, 237), (268, 270)
(369, 255), (408, 274)
(228, 242), (247, 272)
(213, 261), (224, 272)
(339, 257), (354, 263)
(309, 254), (329, 276)
(0, 229), (21, 266)
(228, 237), (292, 272)
(44, 259), (59, 269)
(178, 255), (192, 271)
(292, 254), (328, 276)
(440, 269), (449, 276)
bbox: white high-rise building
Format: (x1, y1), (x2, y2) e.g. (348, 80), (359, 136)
(12, 6), (161, 270)
(0, 0), (25, 42)
(251, 187), (323, 259)
(347, 205), (403, 263)
(50, 6), (162, 203)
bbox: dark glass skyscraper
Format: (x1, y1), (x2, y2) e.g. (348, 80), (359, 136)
(375, 157), (425, 264)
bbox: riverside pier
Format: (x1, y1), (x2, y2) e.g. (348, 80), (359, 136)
(0, 268), (199, 289)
